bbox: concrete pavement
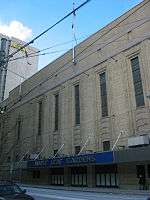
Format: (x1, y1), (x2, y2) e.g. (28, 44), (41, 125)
(20, 183), (150, 196)
(22, 186), (149, 200)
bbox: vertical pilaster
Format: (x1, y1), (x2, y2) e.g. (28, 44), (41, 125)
(87, 165), (95, 188)
(64, 167), (71, 186)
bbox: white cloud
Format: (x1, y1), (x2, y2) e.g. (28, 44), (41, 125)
(0, 20), (32, 41)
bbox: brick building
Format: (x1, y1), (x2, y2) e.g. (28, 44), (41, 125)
(0, 0), (150, 189)
(0, 34), (38, 102)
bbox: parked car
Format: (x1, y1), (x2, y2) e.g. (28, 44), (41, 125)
(0, 197), (5, 200)
(0, 181), (34, 200)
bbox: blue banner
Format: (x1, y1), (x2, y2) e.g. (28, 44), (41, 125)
(27, 151), (113, 168)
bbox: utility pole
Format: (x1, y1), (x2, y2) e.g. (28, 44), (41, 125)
(2, 0), (91, 64)
(0, 38), (11, 102)
(72, 2), (77, 64)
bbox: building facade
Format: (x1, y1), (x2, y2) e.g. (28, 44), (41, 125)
(0, 0), (150, 189)
(0, 34), (38, 102)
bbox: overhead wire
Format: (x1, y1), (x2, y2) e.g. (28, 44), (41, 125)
(8, 49), (71, 62)
(1, 6), (149, 83)
(4, 31), (149, 80)
(2, 0), (91, 62)
(11, 17), (150, 102)
(2, 34), (92, 79)
(2, 65), (27, 80)
(1, 11), (150, 162)
(1, 49), (72, 80)
(0, 0), (91, 96)
(2, 30), (150, 118)
(6, 15), (150, 64)
(0, 0), (150, 166)
(8, 33), (91, 63)
(3, 14), (150, 81)
(1, 2), (150, 114)
(2, 18), (150, 114)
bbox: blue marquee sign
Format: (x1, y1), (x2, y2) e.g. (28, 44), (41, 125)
(27, 151), (113, 168)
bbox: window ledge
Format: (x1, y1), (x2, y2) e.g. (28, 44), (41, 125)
(74, 125), (80, 130)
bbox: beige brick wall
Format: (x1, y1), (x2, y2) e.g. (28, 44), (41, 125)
(0, 0), (150, 162)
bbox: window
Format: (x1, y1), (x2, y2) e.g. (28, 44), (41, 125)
(38, 101), (43, 135)
(71, 167), (87, 186)
(51, 168), (64, 185)
(17, 118), (21, 140)
(0, 122), (4, 142)
(131, 57), (144, 107)
(54, 149), (58, 156)
(96, 165), (118, 188)
(100, 72), (108, 117)
(33, 170), (40, 179)
(75, 84), (80, 125)
(75, 146), (81, 154)
(103, 141), (110, 151)
(54, 94), (59, 131)
(7, 156), (11, 163)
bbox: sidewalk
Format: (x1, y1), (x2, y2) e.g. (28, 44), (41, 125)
(21, 183), (150, 196)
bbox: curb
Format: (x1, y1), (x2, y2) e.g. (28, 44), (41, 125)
(21, 184), (150, 196)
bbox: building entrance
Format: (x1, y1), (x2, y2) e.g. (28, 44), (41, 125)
(71, 166), (87, 186)
(51, 168), (64, 185)
(95, 165), (118, 188)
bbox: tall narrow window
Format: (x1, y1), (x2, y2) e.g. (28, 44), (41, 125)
(55, 94), (59, 131)
(131, 57), (144, 107)
(54, 149), (58, 156)
(75, 84), (80, 125)
(75, 146), (81, 154)
(100, 72), (108, 117)
(38, 101), (42, 135)
(103, 141), (110, 151)
(17, 118), (21, 140)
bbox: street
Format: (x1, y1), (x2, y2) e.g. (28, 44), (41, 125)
(24, 187), (149, 200)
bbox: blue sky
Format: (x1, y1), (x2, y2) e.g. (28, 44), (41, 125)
(0, 0), (143, 70)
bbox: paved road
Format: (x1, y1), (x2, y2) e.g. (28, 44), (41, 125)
(23, 187), (149, 200)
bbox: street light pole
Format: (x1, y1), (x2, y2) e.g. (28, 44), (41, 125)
(0, 38), (11, 102)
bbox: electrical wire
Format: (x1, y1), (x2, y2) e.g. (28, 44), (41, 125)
(6, 15), (150, 64)
(6, 33), (90, 64)
(2, 65), (27, 80)
(2, 32), (150, 115)
(0, 49), (71, 81)
(1, 2), (150, 115)
(4, 34), (150, 127)
(0, 0), (149, 166)
(2, 14), (150, 81)
(11, 17), (150, 103)
(8, 49), (71, 62)
(2, 33), (150, 119)
(2, 7), (149, 83)
(2, 0), (91, 62)
(3, 31), (149, 80)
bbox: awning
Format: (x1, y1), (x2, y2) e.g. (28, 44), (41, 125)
(114, 146), (150, 163)
(27, 151), (114, 168)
